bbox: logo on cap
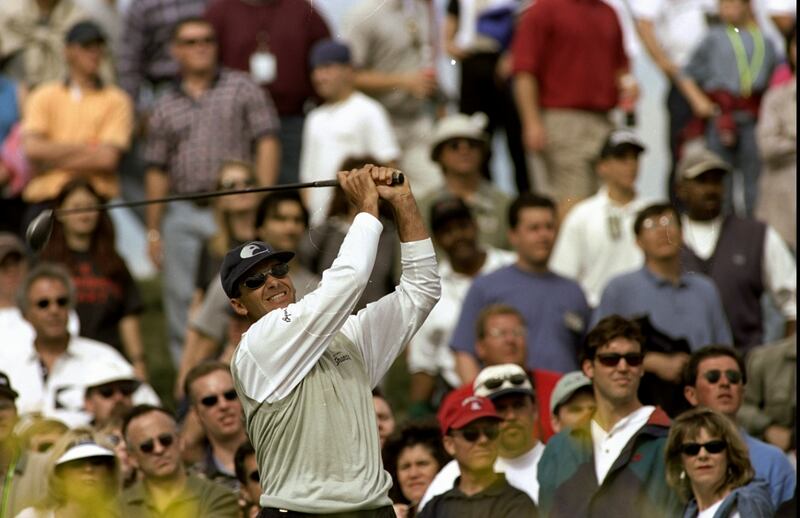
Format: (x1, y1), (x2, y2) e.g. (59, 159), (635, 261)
(464, 396), (484, 411)
(240, 244), (268, 259)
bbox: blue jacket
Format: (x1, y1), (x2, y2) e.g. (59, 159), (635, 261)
(683, 479), (774, 517)
(537, 407), (682, 518)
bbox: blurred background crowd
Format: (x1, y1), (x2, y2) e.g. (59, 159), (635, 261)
(0, 0), (796, 516)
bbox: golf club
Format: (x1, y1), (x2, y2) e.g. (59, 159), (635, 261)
(26, 172), (404, 252)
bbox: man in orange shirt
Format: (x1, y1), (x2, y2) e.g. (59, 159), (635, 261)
(22, 20), (132, 221)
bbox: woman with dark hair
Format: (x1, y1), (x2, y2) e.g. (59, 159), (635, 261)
(382, 421), (450, 518)
(39, 179), (147, 379)
(665, 407), (773, 517)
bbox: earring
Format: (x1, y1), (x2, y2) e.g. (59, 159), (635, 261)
(680, 470), (686, 480)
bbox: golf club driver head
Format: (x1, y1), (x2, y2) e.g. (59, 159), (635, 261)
(26, 209), (55, 253)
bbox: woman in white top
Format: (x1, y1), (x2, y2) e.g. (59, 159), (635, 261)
(16, 429), (119, 518)
(665, 407), (773, 518)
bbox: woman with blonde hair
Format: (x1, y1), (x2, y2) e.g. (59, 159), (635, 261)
(15, 429), (120, 518)
(665, 407), (773, 517)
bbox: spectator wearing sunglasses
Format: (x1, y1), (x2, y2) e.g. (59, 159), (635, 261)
(537, 315), (682, 517)
(84, 358), (160, 432)
(420, 364), (544, 510)
(120, 404), (239, 517)
(665, 407), (774, 518)
(0, 233), (80, 354)
(222, 165), (439, 516)
(683, 344), (796, 507)
(16, 430), (121, 518)
(183, 361), (247, 491)
(418, 394), (537, 517)
(419, 112), (511, 251)
(234, 441), (261, 518)
(0, 372), (51, 517)
(0, 263), (156, 428)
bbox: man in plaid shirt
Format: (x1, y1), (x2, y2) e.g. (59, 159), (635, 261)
(144, 16), (280, 366)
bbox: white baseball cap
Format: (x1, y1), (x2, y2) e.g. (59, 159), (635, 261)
(55, 439), (115, 467)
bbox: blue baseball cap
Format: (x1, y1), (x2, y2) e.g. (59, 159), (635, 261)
(309, 39), (351, 69)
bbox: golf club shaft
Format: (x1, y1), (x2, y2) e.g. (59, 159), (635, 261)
(54, 173), (403, 214)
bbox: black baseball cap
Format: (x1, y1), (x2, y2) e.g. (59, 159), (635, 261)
(0, 372), (19, 401)
(65, 20), (106, 45)
(430, 197), (473, 234)
(599, 129), (645, 159)
(220, 241), (294, 299)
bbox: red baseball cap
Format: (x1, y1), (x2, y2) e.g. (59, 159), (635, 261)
(438, 394), (501, 435)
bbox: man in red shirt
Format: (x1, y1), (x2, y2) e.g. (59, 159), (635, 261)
(511, 0), (638, 219)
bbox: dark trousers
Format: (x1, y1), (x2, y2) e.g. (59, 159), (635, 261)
(666, 82), (693, 209)
(460, 52), (530, 194)
(258, 506), (396, 518)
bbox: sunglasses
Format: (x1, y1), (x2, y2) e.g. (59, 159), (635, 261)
(138, 433), (175, 454)
(482, 373), (528, 391)
(200, 389), (238, 408)
(219, 178), (255, 190)
(35, 296), (69, 309)
(444, 138), (481, 151)
(35, 441), (55, 453)
(596, 352), (644, 367)
(702, 369), (742, 385)
(453, 424), (500, 443)
(680, 439), (726, 456)
(177, 36), (216, 46)
(249, 470), (260, 483)
(95, 381), (139, 399)
(242, 263), (290, 290)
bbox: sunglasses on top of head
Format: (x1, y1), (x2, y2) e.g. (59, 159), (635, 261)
(482, 373), (528, 391)
(241, 263), (290, 291)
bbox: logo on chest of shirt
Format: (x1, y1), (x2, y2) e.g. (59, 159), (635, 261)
(333, 351), (352, 366)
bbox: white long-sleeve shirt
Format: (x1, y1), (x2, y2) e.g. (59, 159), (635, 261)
(231, 212), (440, 513)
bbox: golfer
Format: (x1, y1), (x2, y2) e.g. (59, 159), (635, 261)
(221, 165), (440, 517)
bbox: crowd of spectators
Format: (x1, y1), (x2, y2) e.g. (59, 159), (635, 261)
(0, 0), (796, 516)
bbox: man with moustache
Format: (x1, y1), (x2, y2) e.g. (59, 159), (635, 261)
(222, 165), (439, 515)
(537, 315), (681, 517)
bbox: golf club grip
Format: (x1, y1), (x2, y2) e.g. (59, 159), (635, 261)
(315, 171), (404, 188)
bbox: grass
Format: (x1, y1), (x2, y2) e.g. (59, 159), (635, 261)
(137, 276), (176, 412)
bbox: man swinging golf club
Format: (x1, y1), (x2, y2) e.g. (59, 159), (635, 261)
(221, 164), (440, 517)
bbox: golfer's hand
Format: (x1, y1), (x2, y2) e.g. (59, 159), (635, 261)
(370, 165), (412, 205)
(338, 166), (379, 218)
